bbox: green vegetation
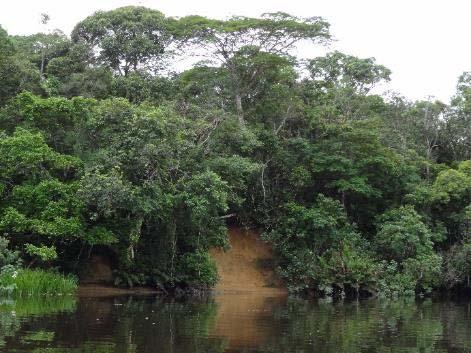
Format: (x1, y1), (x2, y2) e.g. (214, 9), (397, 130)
(0, 269), (77, 296)
(0, 295), (76, 316)
(0, 295), (76, 349)
(0, 6), (470, 297)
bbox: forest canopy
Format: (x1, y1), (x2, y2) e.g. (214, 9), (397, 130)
(0, 6), (470, 297)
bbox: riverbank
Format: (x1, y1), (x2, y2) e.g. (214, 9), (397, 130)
(78, 227), (287, 298)
(210, 227), (287, 295)
(77, 284), (161, 297)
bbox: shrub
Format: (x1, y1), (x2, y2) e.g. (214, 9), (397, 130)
(443, 240), (471, 288)
(375, 206), (434, 262)
(376, 261), (416, 297)
(179, 251), (218, 287)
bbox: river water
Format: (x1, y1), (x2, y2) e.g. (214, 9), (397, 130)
(0, 291), (470, 353)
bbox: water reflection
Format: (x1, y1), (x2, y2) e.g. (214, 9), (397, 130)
(0, 292), (470, 353)
(0, 296), (76, 350)
(211, 291), (287, 350)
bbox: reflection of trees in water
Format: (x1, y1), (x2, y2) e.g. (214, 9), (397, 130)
(0, 307), (21, 348)
(439, 301), (471, 352)
(262, 298), (471, 353)
(1, 296), (471, 353)
(0, 295), (226, 353)
(0, 296), (76, 350)
(109, 296), (226, 353)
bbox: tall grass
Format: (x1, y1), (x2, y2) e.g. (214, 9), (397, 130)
(0, 269), (77, 297)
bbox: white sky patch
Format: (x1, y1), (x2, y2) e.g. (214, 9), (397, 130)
(1, 0), (470, 103)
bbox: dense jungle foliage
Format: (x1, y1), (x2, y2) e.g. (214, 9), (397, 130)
(0, 6), (470, 297)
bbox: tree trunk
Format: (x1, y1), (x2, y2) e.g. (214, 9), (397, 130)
(128, 216), (143, 261)
(168, 218), (177, 284)
(40, 47), (45, 79)
(235, 94), (245, 126)
(227, 62), (245, 127)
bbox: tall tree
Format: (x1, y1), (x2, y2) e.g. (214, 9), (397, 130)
(445, 72), (471, 161)
(12, 30), (71, 78)
(39, 13), (50, 78)
(382, 97), (446, 178)
(0, 26), (42, 106)
(305, 51), (390, 123)
(71, 6), (176, 76)
(178, 12), (330, 124)
(308, 51), (391, 94)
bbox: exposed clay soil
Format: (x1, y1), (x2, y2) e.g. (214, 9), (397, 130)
(209, 227), (287, 349)
(78, 227), (285, 298)
(210, 227), (286, 294)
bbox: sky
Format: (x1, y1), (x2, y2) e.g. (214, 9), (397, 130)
(1, 0), (470, 102)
